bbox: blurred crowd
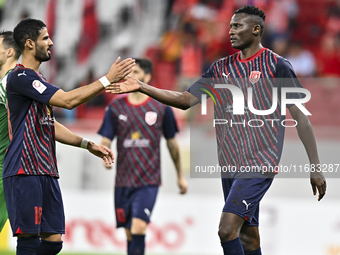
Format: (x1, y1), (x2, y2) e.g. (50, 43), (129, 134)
(151, 0), (340, 89)
(0, 0), (339, 122)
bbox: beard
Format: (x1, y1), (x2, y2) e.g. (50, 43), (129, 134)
(36, 52), (51, 62)
(35, 47), (51, 62)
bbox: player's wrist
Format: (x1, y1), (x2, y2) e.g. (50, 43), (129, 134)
(177, 172), (184, 178)
(108, 73), (123, 84)
(138, 80), (145, 91)
(80, 138), (90, 149)
(99, 76), (111, 88)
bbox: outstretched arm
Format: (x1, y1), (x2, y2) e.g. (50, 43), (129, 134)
(166, 137), (187, 194)
(49, 57), (135, 109)
(106, 76), (200, 110)
(55, 120), (114, 166)
(289, 105), (326, 201)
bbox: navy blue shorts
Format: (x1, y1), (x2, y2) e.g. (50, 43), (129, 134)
(221, 172), (274, 226)
(3, 175), (65, 236)
(114, 186), (158, 229)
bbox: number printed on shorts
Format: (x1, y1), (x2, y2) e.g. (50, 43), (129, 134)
(35, 206), (42, 225)
(116, 208), (126, 223)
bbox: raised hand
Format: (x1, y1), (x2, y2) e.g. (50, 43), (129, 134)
(87, 142), (114, 165)
(106, 76), (141, 94)
(106, 57), (135, 83)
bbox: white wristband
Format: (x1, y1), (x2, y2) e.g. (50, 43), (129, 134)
(99, 76), (111, 88)
(80, 138), (89, 149)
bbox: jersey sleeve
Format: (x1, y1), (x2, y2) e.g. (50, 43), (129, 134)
(276, 58), (304, 108)
(0, 76), (6, 106)
(162, 106), (178, 139)
(187, 62), (216, 103)
(97, 105), (117, 140)
(10, 69), (59, 104)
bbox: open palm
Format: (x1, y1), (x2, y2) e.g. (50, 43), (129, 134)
(106, 76), (140, 94)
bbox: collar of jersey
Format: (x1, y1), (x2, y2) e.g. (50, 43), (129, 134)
(237, 47), (266, 63)
(124, 96), (151, 107)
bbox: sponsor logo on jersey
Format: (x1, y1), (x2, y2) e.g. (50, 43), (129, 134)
(47, 106), (52, 116)
(39, 106), (54, 125)
(39, 115), (54, 125)
(18, 71), (26, 76)
(144, 208), (151, 218)
(222, 72), (230, 82)
(131, 131), (141, 140)
(119, 114), (127, 122)
(145, 111), (157, 126)
(32, 80), (47, 94)
(123, 131), (150, 148)
(249, 71), (261, 84)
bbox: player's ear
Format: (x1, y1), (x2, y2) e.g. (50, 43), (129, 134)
(144, 73), (152, 84)
(25, 39), (35, 50)
(253, 25), (261, 36)
(7, 48), (14, 58)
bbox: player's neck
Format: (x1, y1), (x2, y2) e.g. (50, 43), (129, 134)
(20, 54), (41, 72)
(127, 92), (149, 105)
(240, 43), (263, 59)
(0, 58), (17, 78)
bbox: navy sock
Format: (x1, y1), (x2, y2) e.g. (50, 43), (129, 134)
(245, 247), (262, 255)
(127, 240), (132, 253)
(36, 240), (63, 255)
(221, 237), (244, 255)
(17, 236), (40, 255)
(129, 234), (145, 255)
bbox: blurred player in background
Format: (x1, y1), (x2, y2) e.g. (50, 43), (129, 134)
(0, 31), (20, 233)
(98, 58), (187, 255)
(107, 6), (326, 255)
(3, 18), (134, 255)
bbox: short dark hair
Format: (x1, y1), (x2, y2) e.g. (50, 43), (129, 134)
(235, 5), (266, 36)
(13, 18), (46, 52)
(135, 58), (153, 75)
(0, 31), (21, 59)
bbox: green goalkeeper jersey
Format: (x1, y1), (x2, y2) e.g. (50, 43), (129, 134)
(0, 69), (10, 232)
(0, 69), (10, 169)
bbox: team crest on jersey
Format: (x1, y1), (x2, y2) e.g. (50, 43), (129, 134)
(249, 71), (261, 84)
(32, 80), (47, 94)
(145, 111), (157, 126)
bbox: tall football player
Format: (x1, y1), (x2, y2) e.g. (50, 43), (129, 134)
(107, 5), (326, 255)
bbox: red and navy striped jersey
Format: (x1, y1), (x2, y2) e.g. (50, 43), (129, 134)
(98, 96), (178, 187)
(3, 64), (60, 178)
(188, 48), (303, 172)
